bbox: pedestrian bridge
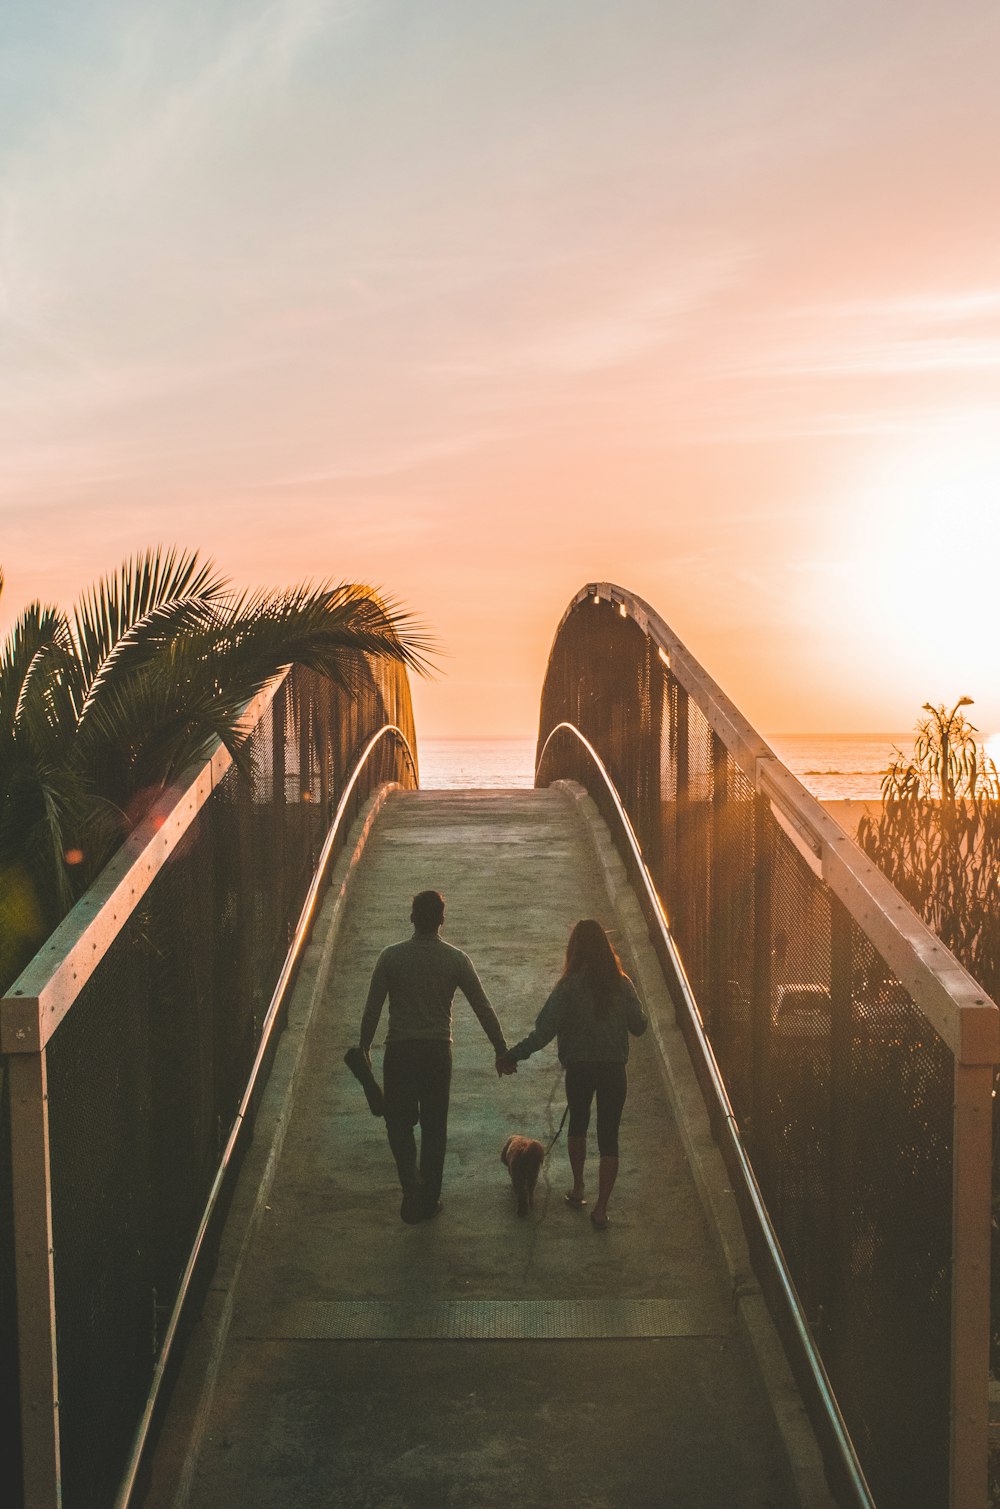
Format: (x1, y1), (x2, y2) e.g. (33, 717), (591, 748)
(2, 585), (997, 1509)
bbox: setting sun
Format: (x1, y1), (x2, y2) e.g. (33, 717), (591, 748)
(799, 418), (1000, 729)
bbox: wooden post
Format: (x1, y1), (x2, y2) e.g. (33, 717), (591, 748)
(8, 1048), (61, 1508)
(950, 1060), (992, 1509)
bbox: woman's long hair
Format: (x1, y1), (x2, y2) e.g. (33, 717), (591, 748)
(561, 919), (624, 1014)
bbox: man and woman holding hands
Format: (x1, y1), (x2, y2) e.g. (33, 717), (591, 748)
(356, 889), (647, 1229)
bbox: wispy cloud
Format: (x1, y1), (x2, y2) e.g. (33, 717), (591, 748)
(760, 338), (1000, 377)
(514, 257), (751, 375)
(101, 0), (360, 177)
(725, 286), (1000, 380)
(0, 1), (366, 395)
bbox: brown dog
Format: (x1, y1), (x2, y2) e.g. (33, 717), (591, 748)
(501, 1135), (545, 1216)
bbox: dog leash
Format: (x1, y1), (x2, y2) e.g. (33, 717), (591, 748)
(544, 1103), (569, 1159)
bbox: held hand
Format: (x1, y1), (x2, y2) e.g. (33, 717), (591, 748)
(495, 1053), (517, 1077)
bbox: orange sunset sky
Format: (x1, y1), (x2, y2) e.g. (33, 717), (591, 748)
(2, 2), (1000, 741)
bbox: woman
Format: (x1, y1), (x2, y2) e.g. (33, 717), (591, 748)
(500, 920), (647, 1229)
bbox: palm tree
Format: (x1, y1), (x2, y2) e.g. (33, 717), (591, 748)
(856, 699), (1000, 986)
(0, 549), (432, 989)
(856, 699), (1000, 1372)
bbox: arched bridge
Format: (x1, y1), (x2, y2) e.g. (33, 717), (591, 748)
(2, 585), (997, 1509)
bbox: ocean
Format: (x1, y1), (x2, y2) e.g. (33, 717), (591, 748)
(418, 733), (910, 802)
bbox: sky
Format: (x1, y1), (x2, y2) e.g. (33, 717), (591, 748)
(2, 0), (1000, 741)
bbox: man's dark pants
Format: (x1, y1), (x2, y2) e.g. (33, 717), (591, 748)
(383, 1038), (453, 1205)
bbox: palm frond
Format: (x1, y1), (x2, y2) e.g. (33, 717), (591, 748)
(213, 581), (437, 682)
(0, 602), (71, 742)
(0, 725), (95, 919)
(67, 581), (431, 819)
(70, 548), (227, 710)
(0, 556), (431, 990)
(73, 649), (261, 812)
(34, 767), (95, 916)
(75, 591), (222, 732)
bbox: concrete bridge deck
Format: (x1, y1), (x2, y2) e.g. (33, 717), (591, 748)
(145, 787), (823, 1509)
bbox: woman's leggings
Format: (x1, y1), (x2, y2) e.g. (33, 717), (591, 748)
(565, 1061), (628, 1157)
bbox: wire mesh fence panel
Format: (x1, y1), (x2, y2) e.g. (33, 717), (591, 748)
(705, 750), (757, 1128)
(756, 804), (834, 1324)
(536, 587), (984, 1509)
(830, 924), (953, 1509)
(672, 691), (715, 1038)
(2, 654), (417, 1509)
(47, 889), (165, 1509)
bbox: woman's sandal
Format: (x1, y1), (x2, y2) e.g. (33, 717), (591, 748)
(590, 1211), (611, 1230)
(565, 1192), (587, 1207)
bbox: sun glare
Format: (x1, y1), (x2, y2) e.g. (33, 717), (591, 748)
(840, 420), (1000, 705)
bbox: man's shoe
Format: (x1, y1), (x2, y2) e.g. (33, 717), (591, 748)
(420, 1198), (444, 1221)
(400, 1185), (424, 1225)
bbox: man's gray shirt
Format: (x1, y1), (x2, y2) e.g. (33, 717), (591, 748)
(360, 933), (507, 1054)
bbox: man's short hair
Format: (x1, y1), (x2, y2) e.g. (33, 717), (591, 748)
(411, 889), (445, 932)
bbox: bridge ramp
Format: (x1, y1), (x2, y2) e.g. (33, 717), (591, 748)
(152, 789), (801, 1508)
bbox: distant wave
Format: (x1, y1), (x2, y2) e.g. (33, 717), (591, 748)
(802, 769), (888, 777)
(420, 738), (891, 795)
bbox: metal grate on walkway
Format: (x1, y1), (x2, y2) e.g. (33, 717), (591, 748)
(235, 1297), (729, 1341)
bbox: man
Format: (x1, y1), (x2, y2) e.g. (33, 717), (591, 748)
(358, 889), (512, 1223)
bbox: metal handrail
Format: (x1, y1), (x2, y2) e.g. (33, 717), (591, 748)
(569, 582), (998, 1065)
(537, 719), (875, 1509)
(114, 722), (417, 1509)
(1, 677), (283, 1054)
